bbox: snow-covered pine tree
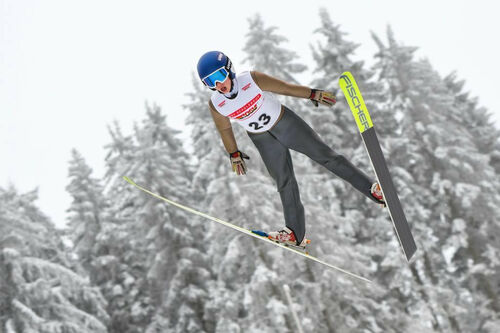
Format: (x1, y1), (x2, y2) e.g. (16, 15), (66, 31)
(137, 105), (211, 333)
(372, 26), (500, 332)
(442, 71), (500, 331)
(66, 149), (109, 277)
(443, 71), (500, 174)
(101, 103), (212, 333)
(310, 8), (362, 140)
(93, 119), (153, 333)
(184, 74), (228, 196)
(443, 75), (500, 329)
(0, 186), (108, 332)
(243, 13), (307, 85)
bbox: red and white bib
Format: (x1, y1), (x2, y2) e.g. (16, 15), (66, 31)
(211, 71), (282, 133)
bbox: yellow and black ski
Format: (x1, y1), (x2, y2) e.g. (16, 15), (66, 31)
(339, 72), (417, 262)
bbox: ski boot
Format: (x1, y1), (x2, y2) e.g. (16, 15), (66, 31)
(267, 227), (311, 250)
(371, 182), (386, 207)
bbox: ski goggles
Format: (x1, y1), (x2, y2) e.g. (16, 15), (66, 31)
(202, 67), (229, 88)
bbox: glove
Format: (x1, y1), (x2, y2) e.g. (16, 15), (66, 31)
(309, 89), (336, 107)
(229, 150), (250, 175)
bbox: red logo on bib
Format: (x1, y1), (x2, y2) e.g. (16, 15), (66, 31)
(218, 100), (226, 107)
(242, 83), (252, 91)
(228, 94), (261, 120)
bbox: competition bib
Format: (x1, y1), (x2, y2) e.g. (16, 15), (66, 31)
(211, 71), (282, 133)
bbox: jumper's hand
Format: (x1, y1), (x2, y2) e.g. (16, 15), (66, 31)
(229, 151), (250, 175)
(310, 89), (336, 107)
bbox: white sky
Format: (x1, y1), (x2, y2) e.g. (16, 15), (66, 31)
(1, 0), (499, 227)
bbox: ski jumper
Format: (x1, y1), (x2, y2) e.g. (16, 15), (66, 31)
(209, 71), (375, 243)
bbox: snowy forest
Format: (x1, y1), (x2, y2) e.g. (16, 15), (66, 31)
(2, 10), (500, 333)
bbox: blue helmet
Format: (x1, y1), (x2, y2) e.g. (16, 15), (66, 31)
(197, 51), (235, 90)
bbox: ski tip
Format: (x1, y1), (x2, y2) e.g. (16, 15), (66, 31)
(123, 176), (135, 185)
(339, 71), (352, 80)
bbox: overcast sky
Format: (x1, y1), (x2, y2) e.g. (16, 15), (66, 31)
(1, 0), (499, 227)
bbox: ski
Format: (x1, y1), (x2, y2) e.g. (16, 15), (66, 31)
(123, 176), (372, 283)
(339, 71), (417, 262)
